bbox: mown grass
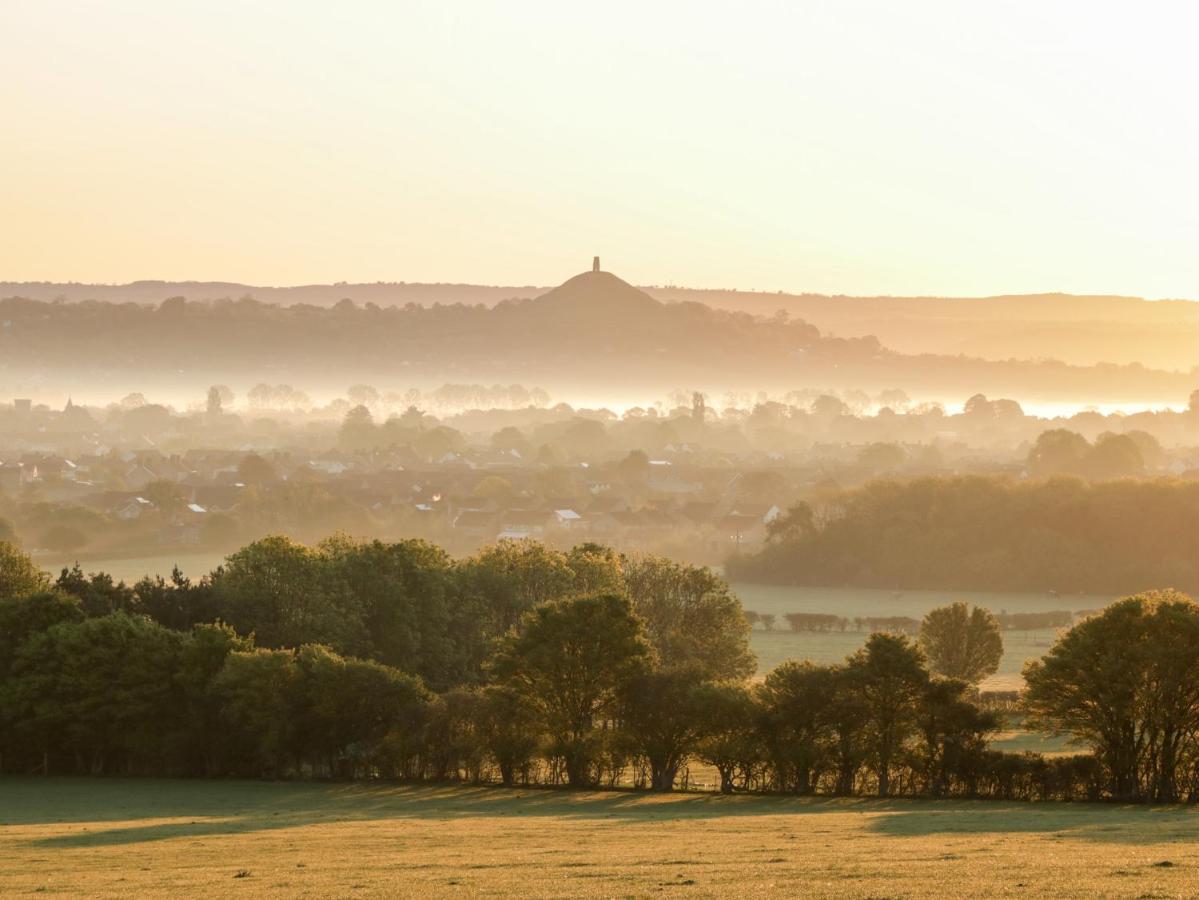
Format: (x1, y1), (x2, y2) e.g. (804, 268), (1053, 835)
(2, 777), (1196, 898)
(732, 582), (1112, 692)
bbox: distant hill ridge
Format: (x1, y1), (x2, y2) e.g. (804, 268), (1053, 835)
(5, 273), (1199, 369)
(2, 278), (1190, 318)
(2, 266), (1197, 402)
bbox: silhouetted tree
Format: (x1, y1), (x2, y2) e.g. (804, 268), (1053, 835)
(918, 602), (1003, 684)
(854, 633), (929, 797)
(491, 593), (651, 787)
(1024, 591), (1199, 802)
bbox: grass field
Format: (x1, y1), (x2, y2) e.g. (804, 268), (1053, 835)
(2, 778), (1196, 898)
(33, 552), (229, 585)
(732, 583), (1113, 692)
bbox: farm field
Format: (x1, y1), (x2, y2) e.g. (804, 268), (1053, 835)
(34, 552), (229, 585)
(732, 582), (1113, 691)
(3, 778), (1197, 899)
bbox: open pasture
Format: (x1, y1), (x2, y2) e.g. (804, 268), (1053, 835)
(33, 552), (229, 586)
(2, 778), (1196, 898)
(732, 582), (1113, 691)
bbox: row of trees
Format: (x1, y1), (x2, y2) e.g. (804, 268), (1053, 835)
(1026, 428), (1161, 480)
(768, 609), (1074, 634)
(0, 567), (1007, 796)
(3, 538), (1199, 801)
(733, 474), (1199, 594)
(6, 538), (754, 694)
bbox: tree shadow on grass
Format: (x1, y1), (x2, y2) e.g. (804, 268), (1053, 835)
(865, 800), (1199, 845)
(5, 777), (1194, 849)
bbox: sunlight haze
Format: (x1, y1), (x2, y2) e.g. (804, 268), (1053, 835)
(11, 6), (1199, 894)
(4, 0), (1199, 296)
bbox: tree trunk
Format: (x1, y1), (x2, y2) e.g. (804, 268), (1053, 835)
(1156, 736), (1179, 803)
(564, 749), (590, 788)
(796, 766), (812, 795)
(650, 762), (677, 792)
(835, 763), (856, 796)
(718, 766), (735, 794)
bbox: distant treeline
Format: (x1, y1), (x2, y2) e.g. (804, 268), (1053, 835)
(12, 279), (1199, 372)
(3, 538), (1198, 803)
(1, 273), (1195, 399)
(753, 610), (1076, 634)
(747, 612), (920, 635)
(729, 475), (1199, 595)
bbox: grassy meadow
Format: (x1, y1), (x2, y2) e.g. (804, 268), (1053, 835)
(33, 552), (229, 586)
(3, 778), (1197, 898)
(733, 583), (1113, 691)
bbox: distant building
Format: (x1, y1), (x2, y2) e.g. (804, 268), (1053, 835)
(592, 256), (600, 272)
(553, 508), (583, 529)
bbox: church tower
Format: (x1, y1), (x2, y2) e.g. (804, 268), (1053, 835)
(592, 256), (600, 272)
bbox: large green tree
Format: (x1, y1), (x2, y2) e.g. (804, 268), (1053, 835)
(1024, 591), (1199, 801)
(620, 667), (710, 791)
(491, 593), (652, 787)
(0, 542), (50, 600)
(172, 622), (253, 775)
(212, 535), (367, 654)
(693, 683), (760, 794)
(826, 667), (871, 796)
(915, 677), (998, 797)
(918, 602), (1003, 684)
(213, 647), (302, 777)
(852, 633), (929, 797)
(5, 613), (182, 774)
(475, 684), (542, 787)
(294, 643), (429, 778)
(320, 535), (470, 690)
(758, 661), (837, 794)
(619, 554), (754, 680)
(458, 540), (577, 636)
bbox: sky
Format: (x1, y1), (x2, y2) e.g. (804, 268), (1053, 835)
(3, 0), (1199, 297)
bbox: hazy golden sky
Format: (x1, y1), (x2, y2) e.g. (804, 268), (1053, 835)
(3, 1), (1198, 297)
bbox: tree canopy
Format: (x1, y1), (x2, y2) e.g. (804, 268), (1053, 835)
(918, 602), (1003, 684)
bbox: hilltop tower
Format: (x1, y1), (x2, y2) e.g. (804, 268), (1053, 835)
(592, 256), (600, 272)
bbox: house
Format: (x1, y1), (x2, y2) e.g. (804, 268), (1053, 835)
(115, 496), (154, 520)
(453, 509), (498, 539)
(496, 509), (552, 541)
(553, 508), (583, 530)
(189, 484), (244, 513)
(728, 503), (782, 524)
(124, 463), (159, 490)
